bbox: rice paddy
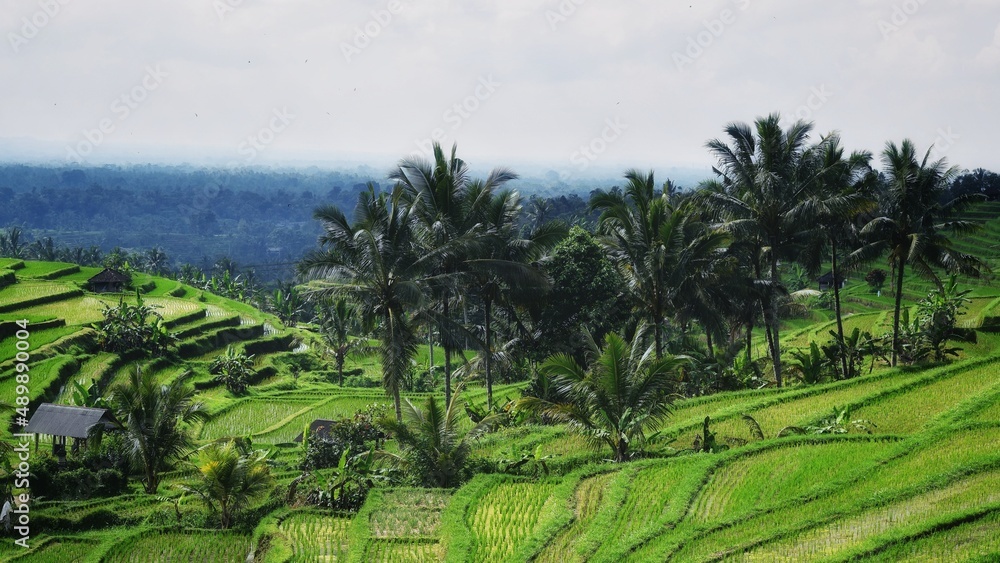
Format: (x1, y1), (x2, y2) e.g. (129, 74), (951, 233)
(2, 253), (999, 561)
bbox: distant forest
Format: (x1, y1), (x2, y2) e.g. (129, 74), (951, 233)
(0, 164), (584, 280)
(1, 163), (997, 282)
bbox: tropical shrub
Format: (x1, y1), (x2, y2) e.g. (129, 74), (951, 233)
(182, 439), (274, 529)
(299, 406), (387, 471)
(209, 345), (256, 394)
(94, 291), (174, 357)
(517, 330), (688, 462)
(865, 268), (888, 293)
(378, 390), (499, 488)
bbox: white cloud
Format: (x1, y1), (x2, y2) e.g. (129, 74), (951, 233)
(1, 0), (999, 171)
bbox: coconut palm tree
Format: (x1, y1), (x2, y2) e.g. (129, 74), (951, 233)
(110, 367), (208, 494)
(468, 189), (564, 409)
(701, 114), (819, 387)
(592, 170), (730, 359)
(517, 329), (688, 462)
(390, 142), (514, 407)
(378, 388), (499, 488)
(854, 140), (988, 366)
(300, 184), (426, 422)
(798, 134), (875, 378)
(182, 440), (273, 529)
(316, 297), (369, 386)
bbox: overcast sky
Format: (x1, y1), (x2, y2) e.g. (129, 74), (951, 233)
(1, 0), (998, 177)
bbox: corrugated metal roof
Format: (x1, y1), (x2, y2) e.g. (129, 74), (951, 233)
(24, 404), (119, 438)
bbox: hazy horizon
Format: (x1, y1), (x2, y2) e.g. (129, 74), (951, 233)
(2, 1), (999, 176)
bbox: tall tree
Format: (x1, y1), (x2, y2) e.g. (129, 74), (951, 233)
(592, 170), (729, 359)
(702, 114), (818, 387)
(111, 368), (208, 494)
(316, 297), (368, 386)
(799, 134), (875, 378)
(300, 185), (426, 422)
(469, 189), (563, 409)
(854, 140), (988, 366)
(390, 142), (514, 407)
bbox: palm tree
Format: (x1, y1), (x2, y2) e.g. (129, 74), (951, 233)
(316, 297), (369, 386)
(702, 114), (819, 387)
(110, 368), (208, 494)
(390, 142), (514, 407)
(591, 170), (729, 359)
(468, 189), (564, 409)
(378, 388), (498, 488)
(182, 440), (273, 529)
(145, 247), (169, 275)
(854, 140), (988, 366)
(300, 184), (426, 422)
(799, 134), (875, 378)
(517, 329), (688, 462)
(0, 227), (27, 259)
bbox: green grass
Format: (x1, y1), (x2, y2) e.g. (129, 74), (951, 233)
(0, 324), (81, 360)
(858, 509), (1000, 562)
(101, 529), (253, 562)
(466, 480), (558, 563)
(278, 511), (352, 562)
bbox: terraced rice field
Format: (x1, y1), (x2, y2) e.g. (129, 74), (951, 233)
(467, 480), (558, 563)
(279, 511), (351, 561)
(200, 398), (319, 439)
(101, 531), (253, 562)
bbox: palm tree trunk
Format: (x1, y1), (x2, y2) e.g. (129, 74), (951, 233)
(831, 238), (848, 378)
(654, 321), (663, 361)
(428, 325), (434, 376)
(706, 328), (714, 359)
(443, 298), (452, 408)
(768, 254), (783, 387)
(891, 257), (906, 367)
(485, 296), (493, 410)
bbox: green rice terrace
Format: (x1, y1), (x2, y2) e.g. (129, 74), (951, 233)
(1, 201), (999, 561)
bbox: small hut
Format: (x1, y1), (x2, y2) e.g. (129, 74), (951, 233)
(87, 268), (131, 293)
(294, 419), (337, 444)
(817, 271), (846, 291)
(24, 404), (120, 462)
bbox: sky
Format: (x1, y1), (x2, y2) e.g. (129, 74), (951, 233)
(1, 0), (999, 180)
